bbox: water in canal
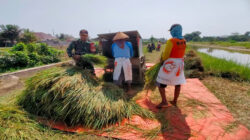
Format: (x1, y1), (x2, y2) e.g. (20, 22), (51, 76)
(195, 47), (250, 67)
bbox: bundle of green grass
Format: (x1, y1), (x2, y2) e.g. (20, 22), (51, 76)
(78, 54), (108, 68)
(144, 63), (161, 90)
(17, 54), (153, 129)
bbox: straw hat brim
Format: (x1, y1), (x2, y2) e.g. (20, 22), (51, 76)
(113, 32), (129, 41)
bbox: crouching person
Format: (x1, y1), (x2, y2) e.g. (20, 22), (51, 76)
(67, 29), (95, 74)
(112, 32), (134, 95)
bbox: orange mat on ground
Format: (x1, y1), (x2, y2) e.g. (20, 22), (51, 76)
(39, 67), (250, 140)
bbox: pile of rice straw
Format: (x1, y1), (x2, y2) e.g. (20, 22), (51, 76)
(18, 55), (153, 129)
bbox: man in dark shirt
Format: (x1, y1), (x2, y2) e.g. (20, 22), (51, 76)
(67, 29), (94, 73)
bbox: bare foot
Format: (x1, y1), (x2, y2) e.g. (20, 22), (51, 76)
(156, 102), (169, 109)
(170, 101), (177, 106)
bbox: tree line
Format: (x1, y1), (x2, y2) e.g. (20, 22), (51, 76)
(0, 24), (74, 47)
(184, 31), (250, 42)
(0, 24), (37, 47)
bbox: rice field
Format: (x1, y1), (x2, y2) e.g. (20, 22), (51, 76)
(197, 51), (250, 81)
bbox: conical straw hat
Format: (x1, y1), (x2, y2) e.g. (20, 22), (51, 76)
(113, 32), (129, 41)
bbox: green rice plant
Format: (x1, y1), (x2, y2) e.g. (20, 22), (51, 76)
(198, 52), (250, 81)
(17, 66), (153, 129)
(144, 63), (162, 90)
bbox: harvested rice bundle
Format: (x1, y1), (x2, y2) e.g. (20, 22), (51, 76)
(184, 50), (204, 78)
(144, 63), (162, 90)
(80, 54), (107, 68)
(17, 67), (153, 129)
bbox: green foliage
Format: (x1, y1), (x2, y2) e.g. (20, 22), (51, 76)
(19, 29), (37, 43)
(0, 24), (21, 45)
(37, 43), (49, 55)
(185, 31), (250, 42)
(27, 53), (41, 66)
(40, 56), (58, 64)
(11, 42), (26, 51)
(0, 53), (13, 70)
(12, 51), (29, 67)
(184, 31), (201, 42)
(0, 42), (62, 73)
(17, 67), (153, 129)
(26, 43), (37, 53)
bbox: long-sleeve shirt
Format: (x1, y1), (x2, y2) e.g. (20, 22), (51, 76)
(112, 41), (133, 58)
(161, 40), (173, 61)
(67, 39), (91, 57)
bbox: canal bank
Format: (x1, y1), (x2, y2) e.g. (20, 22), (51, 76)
(188, 45), (250, 81)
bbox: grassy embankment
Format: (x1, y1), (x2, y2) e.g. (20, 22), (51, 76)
(197, 51), (250, 81)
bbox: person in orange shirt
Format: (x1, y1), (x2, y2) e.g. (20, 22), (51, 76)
(156, 24), (186, 108)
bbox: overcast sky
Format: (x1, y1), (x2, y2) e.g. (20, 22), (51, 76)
(0, 0), (250, 39)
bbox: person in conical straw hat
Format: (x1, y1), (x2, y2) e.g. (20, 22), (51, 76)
(155, 24), (187, 108)
(112, 32), (134, 95)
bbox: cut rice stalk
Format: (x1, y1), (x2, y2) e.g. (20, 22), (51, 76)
(144, 63), (162, 90)
(17, 67), (153, 129)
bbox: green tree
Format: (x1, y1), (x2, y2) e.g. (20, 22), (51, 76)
(56, 33), (73, 41)
(150, 35), (156, 43)
(244, 31), (250, 37)
(19, 29), (37, 43)
(0, 24), (21, 46)
(184, 31), (201, 42)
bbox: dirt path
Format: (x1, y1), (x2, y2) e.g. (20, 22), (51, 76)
(189, 43), (250, 52)
(0, 61), (72, 96)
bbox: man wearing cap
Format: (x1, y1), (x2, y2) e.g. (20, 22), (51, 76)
(155, 24), (186, 108)
(67, 29), (94, 73)
(112, 32), (134, 94)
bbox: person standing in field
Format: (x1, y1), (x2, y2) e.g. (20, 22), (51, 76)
(157, 41), (161, 51)
(155, 24), (186, 108)
(67, 29), (95, 73)
(147, 43), (152, 53)
(112, 32), (134, 95)
(152, 43), (156, 50)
